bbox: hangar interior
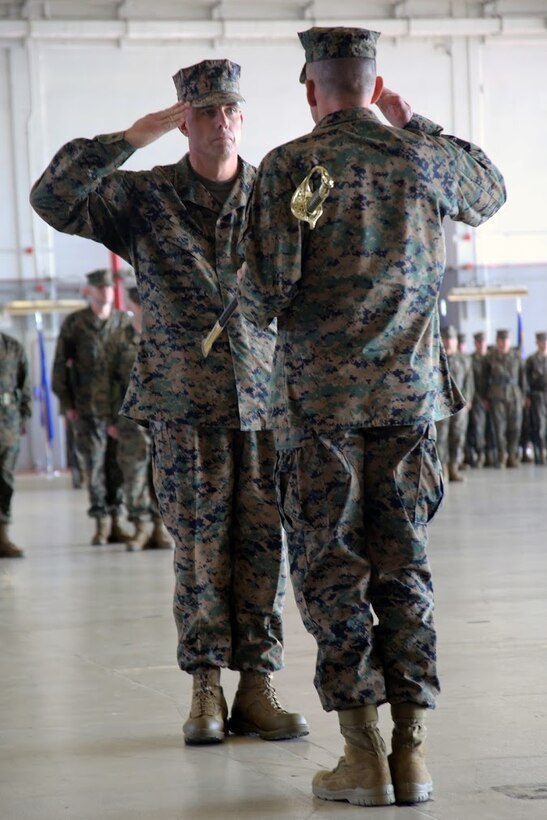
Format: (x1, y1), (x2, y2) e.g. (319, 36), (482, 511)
(1, 2), (546, 819)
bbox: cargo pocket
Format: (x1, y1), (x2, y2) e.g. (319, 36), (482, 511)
(395, 424), (444, 527)
(274, 435), (352, 533)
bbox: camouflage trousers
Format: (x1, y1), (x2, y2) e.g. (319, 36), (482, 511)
(72, 416), (124, 518)
(436, 407), (468, 467)
(490, 397), (523, 460)
(116, 416), (159, 523)
(274, 423), (443, 713)
(0, 428), (20, 524)
(529, 392), (547, 452)
(466, 398), (487, 457)
(150, 422), (285, 674)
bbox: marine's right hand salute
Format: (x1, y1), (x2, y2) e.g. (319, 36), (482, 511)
(124, 101), (190, 148)
(375, 86), (413, 128)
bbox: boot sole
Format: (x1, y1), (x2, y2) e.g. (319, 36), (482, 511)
(183, 726), (228, 745)
(395, 782), (433, 804)
(184, 733), (226, 745)
(313, 783), (395, 807)
(228, 717), (309, 741)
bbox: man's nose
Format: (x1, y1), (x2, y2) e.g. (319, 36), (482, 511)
(215, 109), (230, 127)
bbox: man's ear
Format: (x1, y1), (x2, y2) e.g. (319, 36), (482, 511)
(371, 75), (384, 105)
(305, 78), (317, 108)
(179, 124), (188, 137)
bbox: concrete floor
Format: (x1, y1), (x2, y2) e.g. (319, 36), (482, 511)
(1, 465), (546, 820)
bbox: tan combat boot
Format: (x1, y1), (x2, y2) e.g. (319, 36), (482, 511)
(143, 518), (173, 550)
(108, 513), (133, 543)
(389, 703), (432, 804)
(229, 671), (309, 740)
(312, 705), (394, 806)
(125, 521), (150, 552)
(0, 524), (24, 558)
(448, 462), (464, 482)
(506, 452), (520, 468)
(91, 517), (110, 546)
(183, 669), (228, 745)
(496, 450), (507, 469)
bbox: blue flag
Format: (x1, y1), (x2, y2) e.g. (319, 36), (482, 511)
(37, 327), (56, 443)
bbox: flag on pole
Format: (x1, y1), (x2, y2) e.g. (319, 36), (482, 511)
(35, 313), (56, 443)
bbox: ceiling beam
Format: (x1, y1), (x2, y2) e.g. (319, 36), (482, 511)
(1, 15), (546, 42)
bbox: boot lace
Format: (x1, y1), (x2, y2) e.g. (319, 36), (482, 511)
(260, 676), (286, 714)
(193, 683), (221, 717)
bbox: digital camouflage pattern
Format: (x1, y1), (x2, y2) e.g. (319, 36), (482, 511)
(173, 59), (244, 107)
(52, 307), (131, 417)
(239, 96), (505, 711)
(151, 422), (285, 673)
(71, 416), (124, 518)
(30, 127), (285, 673)
(298, 27), (380, 83)
(275, 423), (441, 710)
(436, 351), (474, 468)
(31, 139), (275, 431)
(240, 109), (506, 430)
(0, 333), (31, 524)
(467, 349), (490, 462)
(106, 322), (158, 522)
(86, 268), (113, 287)
(484, 348), (525, 463)
(51, 307), (129, 518)
(525, 349), (547, 461)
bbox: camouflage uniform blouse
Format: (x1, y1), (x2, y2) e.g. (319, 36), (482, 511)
(484, 349), (525, 402)
(105, 323), (140, 421)
(447, 351), (474, 402)
(30, 135), (275, 431)
(240, 109), (506, 429)
(51, 307), (132, 417)
(471, 352), (488, 401)
(0, 332), (31, 440)
(525, 351), (547, 397)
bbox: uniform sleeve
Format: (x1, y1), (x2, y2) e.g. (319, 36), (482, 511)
(51, 318), (74, 414)
(17, 346), (32, 421)
(405, 114), (506, 227)
(30, 133), (136, 262)
(464, 359), (475, 401)
(239, 154), (302, 329)
(104, 336), (121, 422)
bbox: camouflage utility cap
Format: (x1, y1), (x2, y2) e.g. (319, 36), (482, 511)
(496, 329), (510, 339)
(536, 331), (546, 343)
(86, 269), (113, 287)
(457, 333), (466, 344)
(298, 26), (380, 83)
(473, 331), (485, 342)
(173, 59), (244, 107)
(441, 325), (458, 340)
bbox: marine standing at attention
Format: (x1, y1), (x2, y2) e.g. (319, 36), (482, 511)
(31, 59), (308, 746)
(239, 26), (506, 807)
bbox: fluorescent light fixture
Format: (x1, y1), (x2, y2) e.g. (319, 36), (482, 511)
(1, 299), (86, 316)
(447, 286), (529, 302)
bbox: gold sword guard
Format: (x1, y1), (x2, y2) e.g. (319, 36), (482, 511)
(290, 164), (334, 229)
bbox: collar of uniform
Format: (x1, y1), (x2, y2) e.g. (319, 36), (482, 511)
(175, 154), (255, 214)
(313, 106), (381, 133)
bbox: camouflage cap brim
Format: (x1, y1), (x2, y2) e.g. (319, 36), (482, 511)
(191, 91), (245, 108)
